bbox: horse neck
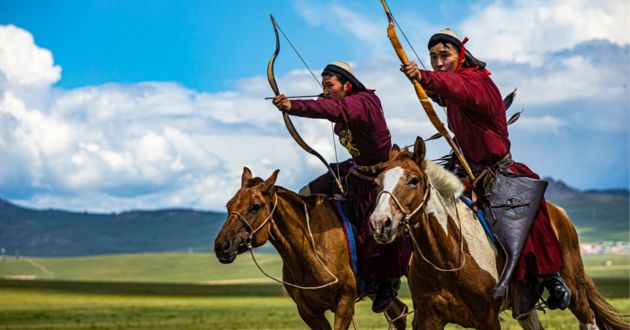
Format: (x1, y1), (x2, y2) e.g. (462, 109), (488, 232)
(267, 187), (328, 271)
(409, 185), (465, 269)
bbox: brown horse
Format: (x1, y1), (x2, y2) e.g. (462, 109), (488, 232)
(214, 167), (409, 330)
(368, 137), (628, 330)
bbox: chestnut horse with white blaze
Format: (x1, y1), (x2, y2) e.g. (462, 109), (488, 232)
(214, 167), (409, 330)
(369, 137), (628, 330)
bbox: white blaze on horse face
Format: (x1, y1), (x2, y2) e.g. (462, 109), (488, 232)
(372, 166), (405, 228)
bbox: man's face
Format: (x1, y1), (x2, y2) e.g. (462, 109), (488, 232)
(322, 75), (349, 99)
(429, 42), (460, 73)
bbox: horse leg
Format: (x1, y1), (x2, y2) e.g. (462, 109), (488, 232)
(332, 295), (355, 330)
(383, 297), (408, 330)
(297, 306), (332, 330)
(517, 310), (544, 330)
(411, 309), (444, 330)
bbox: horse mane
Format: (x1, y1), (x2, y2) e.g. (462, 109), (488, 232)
(391, 150), (464, 198)
(274, 186), (323, 209)
(422, 160), (464, 198)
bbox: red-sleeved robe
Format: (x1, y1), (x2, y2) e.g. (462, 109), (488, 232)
(419, 67), (562, 279)
(290, 90), (412, 281)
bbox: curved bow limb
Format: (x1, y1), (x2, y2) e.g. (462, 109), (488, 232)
(266, 14), (345, 194)
(380, 0), (475, 180)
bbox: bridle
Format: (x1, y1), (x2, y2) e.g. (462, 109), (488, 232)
(229, 192), (278, 249)
(228, 190), (339, 290)
(375, 169), (466, 273)
(375, 176), (431, 227)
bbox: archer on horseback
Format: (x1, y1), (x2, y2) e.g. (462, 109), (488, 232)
(400, 29), (572, 310)
(272, 61), (412, 313)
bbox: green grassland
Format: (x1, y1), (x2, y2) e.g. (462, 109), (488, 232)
(0, 252), (628, 329)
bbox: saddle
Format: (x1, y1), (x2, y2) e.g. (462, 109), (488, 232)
(458, 161), (548, 318)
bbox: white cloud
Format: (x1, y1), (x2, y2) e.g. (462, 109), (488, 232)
(460, 0), (629, 64)
(511, 115), (566, 134)
(0, 20), (627, 212)
(0, 24), (61, 89)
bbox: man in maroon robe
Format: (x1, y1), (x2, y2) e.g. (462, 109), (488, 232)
(272, 61), (412, 313)
(401, 29), (571, 310)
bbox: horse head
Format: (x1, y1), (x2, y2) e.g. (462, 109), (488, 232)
(214, 167), (279, 264)
(370, 137), (430, 244)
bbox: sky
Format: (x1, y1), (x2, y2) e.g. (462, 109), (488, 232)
(0, 0), (628, 213)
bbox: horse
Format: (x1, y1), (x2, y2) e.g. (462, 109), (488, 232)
(214, 167), (409, 330)
(368, 137), (628, 330)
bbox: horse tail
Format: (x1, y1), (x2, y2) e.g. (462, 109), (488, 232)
(584, 274), (629, 329)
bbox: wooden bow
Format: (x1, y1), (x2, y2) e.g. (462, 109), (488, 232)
(380, 0), (475, 180)
(266, 14), (345, 193)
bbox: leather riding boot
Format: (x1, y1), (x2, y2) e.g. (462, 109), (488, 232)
(541, 272), (571, 310)
(372, 278), (401, 313)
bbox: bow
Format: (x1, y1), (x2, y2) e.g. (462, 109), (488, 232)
(380, 0), (475, 180)
(266, 14), (345, 193)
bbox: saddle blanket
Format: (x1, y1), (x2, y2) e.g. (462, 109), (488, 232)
(328, 199), (360, 276)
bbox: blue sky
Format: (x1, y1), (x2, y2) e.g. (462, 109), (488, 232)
(0, 0), (628, 212)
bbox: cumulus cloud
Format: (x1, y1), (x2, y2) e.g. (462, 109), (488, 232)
(0, 14), (627, 213)
(0, 24), (328, 212)
(460, 0), (629, 64)
(0, 24), (61, 89)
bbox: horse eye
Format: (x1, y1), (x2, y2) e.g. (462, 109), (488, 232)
(250, 204), (261, 212)
(408, 176), (420, 187)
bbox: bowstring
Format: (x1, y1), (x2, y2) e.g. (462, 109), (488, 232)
(275, 19), (343, 188)
(386, 0), (449, 118)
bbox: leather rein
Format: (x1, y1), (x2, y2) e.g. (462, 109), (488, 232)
(375, 174), (466, 272)
(229, 191), (338, 290)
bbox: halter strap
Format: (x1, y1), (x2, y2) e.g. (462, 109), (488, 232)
(228, 191), (339, 290)
(376, 177), (466, 272)
(375, 179), (431, 226)
(229, 192), (278, 246)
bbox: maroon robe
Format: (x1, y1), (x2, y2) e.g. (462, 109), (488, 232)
(290, 90), (412, 281)
(419, 67), (563, 279)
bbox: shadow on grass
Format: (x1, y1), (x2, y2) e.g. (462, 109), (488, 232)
(1, 277), (628, 299)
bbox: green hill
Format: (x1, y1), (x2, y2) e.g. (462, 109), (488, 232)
(0, 178), (627, 257)
(0, 199), (225, 257)
(544, 178), (629, 242)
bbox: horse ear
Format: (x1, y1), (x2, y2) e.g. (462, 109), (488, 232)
(261, 169), (280, 193)
(413, 136), (426, 164)
(241, 167), (253, 188)
(389, 144), (401, 159)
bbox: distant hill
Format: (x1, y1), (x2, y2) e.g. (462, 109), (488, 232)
(543, 178), (629, 242)
(0, 199), (225, 257)
(0, 178), (627, 257)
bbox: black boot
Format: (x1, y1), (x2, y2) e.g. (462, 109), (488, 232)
(372, 278), (400, 313)
(541, 272), (571, 310)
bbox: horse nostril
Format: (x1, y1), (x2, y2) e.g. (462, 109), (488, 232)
(384, 217), (392, 229)
(369, 219), (376, 232)
(221, 240), (231, 253)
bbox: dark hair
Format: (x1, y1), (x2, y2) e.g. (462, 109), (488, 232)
(428, 39), (486, 70)
(322, 71), (349, 85)
(320, 64), (366, 91)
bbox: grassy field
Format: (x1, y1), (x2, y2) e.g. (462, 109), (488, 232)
(0, 252), (628, 329)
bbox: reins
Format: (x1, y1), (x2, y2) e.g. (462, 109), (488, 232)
(231, 192), (339, 290)
(376, 177), (467, 272)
